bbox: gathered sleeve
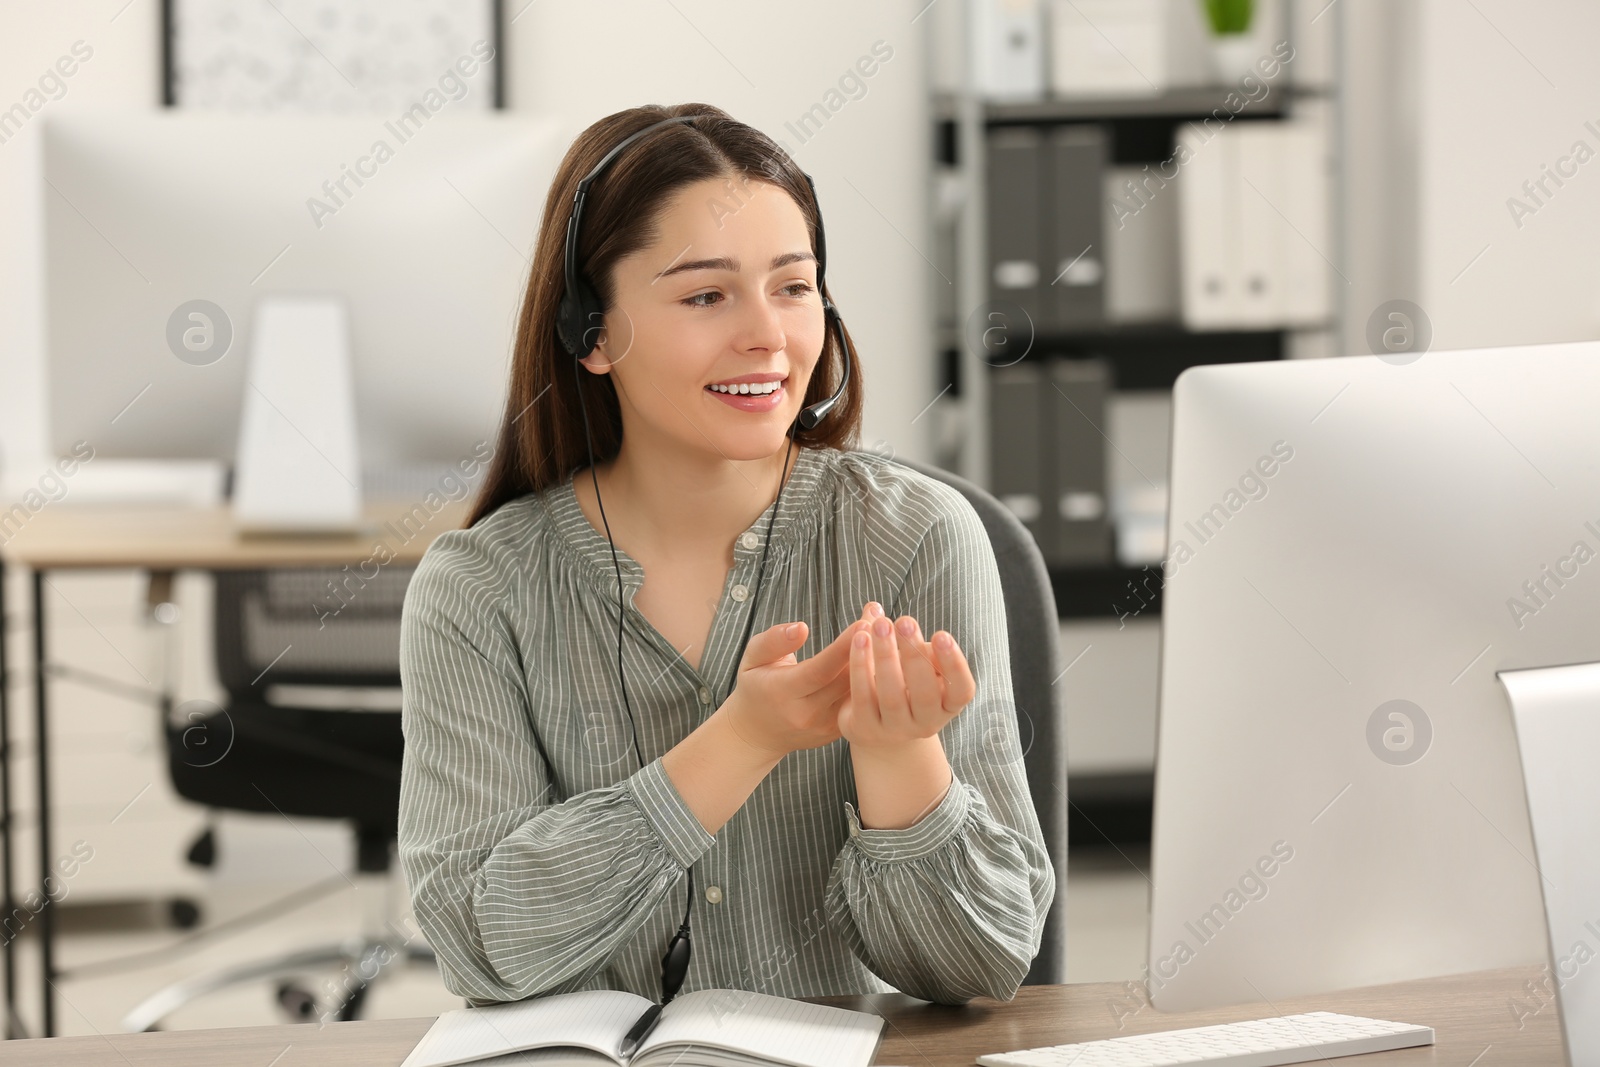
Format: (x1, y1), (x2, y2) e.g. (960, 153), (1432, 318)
(823, 490), (1057, 1005)
(397, 533), (714, 1005)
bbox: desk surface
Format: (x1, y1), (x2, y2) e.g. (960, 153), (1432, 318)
(0, 498), (470, 569)
(1, 966), (1564, 1065)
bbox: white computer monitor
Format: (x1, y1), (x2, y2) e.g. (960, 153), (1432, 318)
(1147, 341), (1600, 1011)
(1501, 659), (1600, 1066)
(40, 111), (563, 473)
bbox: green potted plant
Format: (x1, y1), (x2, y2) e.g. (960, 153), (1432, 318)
(1202, 0), (1257, 83)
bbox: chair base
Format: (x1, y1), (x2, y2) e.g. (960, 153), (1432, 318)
(120, 936), (436, 1032)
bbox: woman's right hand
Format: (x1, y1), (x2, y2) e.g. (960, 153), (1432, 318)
(718, 613), (874, 760)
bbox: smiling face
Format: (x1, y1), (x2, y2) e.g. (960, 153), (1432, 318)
(580, 174), (825, 465)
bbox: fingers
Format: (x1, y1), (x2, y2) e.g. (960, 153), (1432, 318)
(795, 601), (879, 688)
(849, 621), (880, 729)
(742, 620), (804, 669)
(932, 630), (976, 713)
(807, 616), (869, 669)
(802, 605), (906, 677)
(895, 615), (943, 726)
(869, 614), (910, 725)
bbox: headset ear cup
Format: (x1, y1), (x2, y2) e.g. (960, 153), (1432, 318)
(560, 280), (605, 360)
(575, 280), (605, 359)
(557, 289), (583, 357)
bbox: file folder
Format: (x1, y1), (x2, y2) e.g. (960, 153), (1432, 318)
(989, 361), (1049, 550)
(987, 127), (1046, 332)
(1177, 119), (1240, 327)
(968, 0), (1046, 101)
(1270, 120), (1332, 324)
(1048, 126), (1109, 332)
(1046, 0), (1210, 97)
(1050, 357), (1112, 566)
(988, 357), (1113, 567)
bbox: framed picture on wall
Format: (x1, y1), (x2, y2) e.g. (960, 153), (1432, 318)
(162, 0), (505, 111)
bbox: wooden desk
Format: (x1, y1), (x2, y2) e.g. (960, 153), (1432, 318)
(0, 966), (1566, 1065)
(0, 499), (468, 1038)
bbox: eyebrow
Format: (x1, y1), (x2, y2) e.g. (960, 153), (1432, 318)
(653, 250), (816, 281)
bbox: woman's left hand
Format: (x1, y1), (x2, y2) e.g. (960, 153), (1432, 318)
(838, 602), (976, 752)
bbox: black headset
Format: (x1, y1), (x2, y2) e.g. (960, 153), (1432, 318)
(555, 112), (852, 1015)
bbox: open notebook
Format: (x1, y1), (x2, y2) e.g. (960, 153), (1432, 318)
(398, 987), (885, 1067)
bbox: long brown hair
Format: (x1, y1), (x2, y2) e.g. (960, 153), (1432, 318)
(465, 102), (865, 528)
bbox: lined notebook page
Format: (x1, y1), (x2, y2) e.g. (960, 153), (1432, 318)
(400, 989), (653, 1067)
(634, 989), (884, 1067)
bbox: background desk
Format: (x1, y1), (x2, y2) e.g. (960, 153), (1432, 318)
(0, 499), (467, 1038)
(0, 966), (1567, 1065)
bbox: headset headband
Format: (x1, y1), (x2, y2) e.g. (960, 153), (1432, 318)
(558, 112), (847, 431)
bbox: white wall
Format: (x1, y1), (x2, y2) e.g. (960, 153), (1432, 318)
(0, 0), (933, 483)
(1336, 0), (1421, 354)
(1413, 0), (1600, 349)
(1340, 0), (1600, 353)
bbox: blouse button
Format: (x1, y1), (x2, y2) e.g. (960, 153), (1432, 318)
(731, 584), (749, 602)
(705, 885), (724, 904)
(739, 532), (760, 550)
(698, 686), (711, 705)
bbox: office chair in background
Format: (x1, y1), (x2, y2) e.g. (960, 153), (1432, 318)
(122, 565), (432, 1031)
(872, 450), (1070, 985)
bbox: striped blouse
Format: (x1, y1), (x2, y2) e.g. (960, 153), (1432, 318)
(397, 444), (1055, 1008)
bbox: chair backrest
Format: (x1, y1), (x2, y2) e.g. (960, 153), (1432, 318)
(874, 451), (1069, 985)
(213, 565), (415, 699)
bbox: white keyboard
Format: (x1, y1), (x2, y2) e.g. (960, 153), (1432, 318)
(975, 1010), (1433, 1066)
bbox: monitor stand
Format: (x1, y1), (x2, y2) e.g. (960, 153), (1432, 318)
(232, 295), (363, 535)
(1500, 658), (1600, 1064)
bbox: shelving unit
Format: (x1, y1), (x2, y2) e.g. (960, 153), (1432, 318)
(925, 0), (1342, 620)
(935, 83), (1286, 123)
(1017, 324), (1285, 389)
(921, 1), (1344, 840)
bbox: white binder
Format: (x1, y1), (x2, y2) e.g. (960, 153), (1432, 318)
(968, 0), (1046, 101)
(1178, 116), (1331, 329)
(1046, 0), (1210, 97)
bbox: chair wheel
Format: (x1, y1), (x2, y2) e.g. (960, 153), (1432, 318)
(276, 981), (320, 1023)
(168, 898), (202, 929)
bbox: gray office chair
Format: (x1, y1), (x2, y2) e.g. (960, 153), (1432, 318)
(122, 565), (433, 1031)
(873, 450), (1069, 986)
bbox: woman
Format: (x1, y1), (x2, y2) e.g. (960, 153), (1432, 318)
(397, 102), (1055, 1009)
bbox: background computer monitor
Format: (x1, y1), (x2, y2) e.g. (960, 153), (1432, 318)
(1148, 341), (1600, 1011)
(41, 111), (562, 475)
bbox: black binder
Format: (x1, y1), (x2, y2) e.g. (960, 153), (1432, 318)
(986, 127), (1045, 331)
(1047, 126), (1108, 332)
(989, 361), (1048, 549)
(1049, 357), (1112, 566)
(989, 356), (1113, 568)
